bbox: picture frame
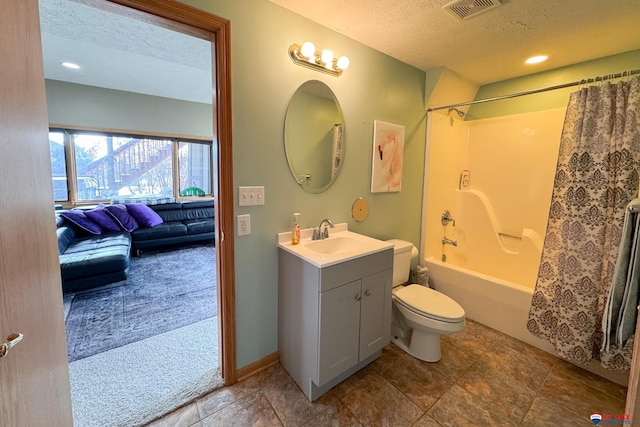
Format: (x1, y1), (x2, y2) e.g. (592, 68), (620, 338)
(371, 120), (405, 193)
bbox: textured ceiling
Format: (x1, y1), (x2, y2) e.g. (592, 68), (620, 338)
(38, 0), (640, 105)
(271, 0), (640, 85)
(38, 0), (213, 104)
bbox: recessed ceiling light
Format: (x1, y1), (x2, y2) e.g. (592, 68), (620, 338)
(525, 55), (548, 65)
(61, 61), (80, 69)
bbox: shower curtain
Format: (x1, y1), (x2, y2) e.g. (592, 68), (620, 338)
(527, 76), (640, 370)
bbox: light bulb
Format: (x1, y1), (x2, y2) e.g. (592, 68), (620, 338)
(336, 56), (350, 70)
(300, 42), (315, 59)
(321, 49), (333, 65)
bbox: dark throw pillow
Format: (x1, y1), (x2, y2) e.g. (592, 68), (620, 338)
(104, 204), (139, 232)
(60, 210), (102, 235)
(126, 203), (164, 228)
(84, 204), (121, 232)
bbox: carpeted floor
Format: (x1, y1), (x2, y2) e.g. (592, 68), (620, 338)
(64, 244), (222, 426)
(69, 317), (223, 427)
(64, 244), (217, 362)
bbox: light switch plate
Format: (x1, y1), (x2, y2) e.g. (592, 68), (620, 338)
(237, 214), (251, 236)
(238, 186), (265, 206)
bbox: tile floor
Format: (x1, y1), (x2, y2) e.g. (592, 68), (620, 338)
(146, 320), (628, 426)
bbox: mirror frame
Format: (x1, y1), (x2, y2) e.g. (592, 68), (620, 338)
(284, 80), (345, 193)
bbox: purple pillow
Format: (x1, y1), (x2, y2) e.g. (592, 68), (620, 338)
(104, 204), (139, 232)
(84, 204), (121, 232)
(60, 210), (102, 235)
(126, 203), (163, 228)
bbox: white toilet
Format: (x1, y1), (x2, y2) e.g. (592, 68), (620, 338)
(388, 239), (466, 362)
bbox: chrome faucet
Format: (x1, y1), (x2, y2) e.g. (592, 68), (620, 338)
(442, 237), (458, 246)
(313, 218), (334, 240)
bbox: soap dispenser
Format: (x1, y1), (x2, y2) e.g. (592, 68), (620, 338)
(291, 213), (301, 245)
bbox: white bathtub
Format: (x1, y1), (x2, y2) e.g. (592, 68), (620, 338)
(424, 256), (630, 385)
(424, 256), (549, 349)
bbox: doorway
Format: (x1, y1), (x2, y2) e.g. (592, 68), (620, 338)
(39, 0), (235, 424)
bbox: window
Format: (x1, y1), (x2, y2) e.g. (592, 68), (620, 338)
(49, 129), (212, 203)
(49, 130), (69, 202)
(179, 140), (211, 195)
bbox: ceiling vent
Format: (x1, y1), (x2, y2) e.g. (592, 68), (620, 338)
(444, 0), (501, 21)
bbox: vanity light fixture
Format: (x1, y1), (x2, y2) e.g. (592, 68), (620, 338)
(289, 42), (350, 77)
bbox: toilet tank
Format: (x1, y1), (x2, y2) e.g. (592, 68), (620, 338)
(386, 239), (415, 286)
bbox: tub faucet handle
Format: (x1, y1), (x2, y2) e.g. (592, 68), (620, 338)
(441, 210), (455, 227)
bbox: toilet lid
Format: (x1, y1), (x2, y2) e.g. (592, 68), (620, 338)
(395, 284), (465, 322)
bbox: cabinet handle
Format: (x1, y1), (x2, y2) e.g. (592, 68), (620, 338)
(355, 294), (361, 302)
(364, 289), (371, 297)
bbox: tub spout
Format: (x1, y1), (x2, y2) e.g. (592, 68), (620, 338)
(442, 237), (458, 247)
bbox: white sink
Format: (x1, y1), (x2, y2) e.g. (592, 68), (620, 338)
(305, 236), (369, 255)
(277, 223), (393, 267)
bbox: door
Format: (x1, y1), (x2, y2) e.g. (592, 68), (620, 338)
(318, 280), (361, 385)
(0, 1), (74, 425)
(359, 269), (393, 360)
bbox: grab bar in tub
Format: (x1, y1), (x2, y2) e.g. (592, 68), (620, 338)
(498, 232), (522, 240)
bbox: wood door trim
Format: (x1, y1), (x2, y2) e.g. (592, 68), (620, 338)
(104, 0), (237, 384)
(236, 352), (280, 382)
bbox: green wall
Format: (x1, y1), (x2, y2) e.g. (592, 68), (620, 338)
(468, 49), (640, 119)
(186, 0), (426, 369)
(45, 80), (213, 137)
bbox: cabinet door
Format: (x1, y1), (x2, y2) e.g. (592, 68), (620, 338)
(318, 279), (361, 386)
(359, 270), (392, 360)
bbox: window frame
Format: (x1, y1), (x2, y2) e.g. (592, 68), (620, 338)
(49, 126), (214, 206)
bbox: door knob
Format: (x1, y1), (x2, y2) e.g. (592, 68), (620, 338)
(0, 333), (24, 358)
(355, 294), (361, 302)
(364, 289), (371, 297)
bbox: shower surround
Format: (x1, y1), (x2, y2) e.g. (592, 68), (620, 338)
(422, 109), (565, 279)
(420, 109), (628, 384)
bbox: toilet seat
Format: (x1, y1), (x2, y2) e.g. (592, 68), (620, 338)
(394, 284), (465, 323)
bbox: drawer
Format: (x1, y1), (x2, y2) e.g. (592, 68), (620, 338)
(319, 249), (392, 293)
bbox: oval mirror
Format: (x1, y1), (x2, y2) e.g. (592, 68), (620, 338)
(284, 80), (345, 193)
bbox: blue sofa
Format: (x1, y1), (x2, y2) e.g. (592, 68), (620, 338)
(57, 199), (214, 293)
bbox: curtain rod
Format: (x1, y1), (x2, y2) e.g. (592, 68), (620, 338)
(427, 68), (640, 112)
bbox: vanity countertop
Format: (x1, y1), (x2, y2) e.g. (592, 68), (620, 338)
(277, 223), (393, 268)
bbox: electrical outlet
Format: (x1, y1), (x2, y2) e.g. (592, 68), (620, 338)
(238, 186), (265, 206)
(237, 214), (251, 236)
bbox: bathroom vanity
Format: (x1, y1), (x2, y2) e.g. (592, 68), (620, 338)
(277, 224), (393, 400)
